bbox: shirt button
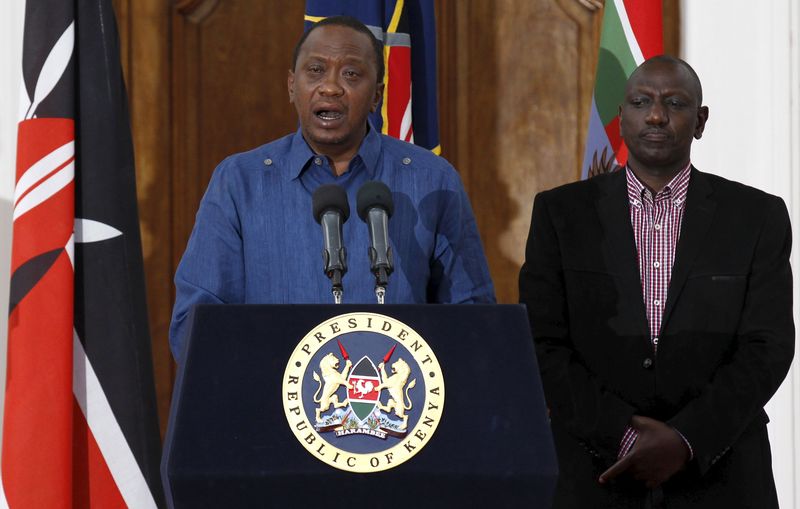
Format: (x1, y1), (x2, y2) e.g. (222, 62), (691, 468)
(653, 299), (661, 306)
(402, 157), (412, 165)
(653, 261), (661, 268)
(314, 157), (323, 166)
(654, 224), (661, 231)
(263, 158), (273, 166)
(642, 357), (654, 369)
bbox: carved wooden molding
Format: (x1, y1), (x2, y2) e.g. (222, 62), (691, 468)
(175, 0), (219, 23)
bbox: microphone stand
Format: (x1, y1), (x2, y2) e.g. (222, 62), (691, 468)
(370, 257), (390, 304)
(322, 239), (346, 304)
(329, 268), (344, 304)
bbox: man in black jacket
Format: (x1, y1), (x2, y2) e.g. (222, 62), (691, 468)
(519, 55), (794, 508)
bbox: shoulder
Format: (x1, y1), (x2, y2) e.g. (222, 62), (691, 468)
(379, 135), (457, 179)
(697, 169), (782, 205)
(695, 169), (788, 224)
(213, 133), (295, 180)
(692, 169), (791, 245)
(535, 169), (619, 207)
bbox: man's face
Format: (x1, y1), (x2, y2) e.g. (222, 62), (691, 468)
(619, 61), (709, 173)
(288, 25), (383, 156)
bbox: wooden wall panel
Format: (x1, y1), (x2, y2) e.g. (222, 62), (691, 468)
(664, 0), (681, 57)
(437, 0), (600, 304)
(172, 1), (304, 261)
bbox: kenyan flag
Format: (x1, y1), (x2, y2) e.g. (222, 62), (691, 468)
(1, 1), (163, 506)
(581, 0), (663, 177)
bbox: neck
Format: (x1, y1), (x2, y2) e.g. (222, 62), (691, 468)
(305, 126), (368, 177)
(326, 153), (356, 176)
(628, 160), (689, 194)
(304, 143), (359, 177)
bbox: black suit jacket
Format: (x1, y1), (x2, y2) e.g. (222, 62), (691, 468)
(519, 168), (794, 508)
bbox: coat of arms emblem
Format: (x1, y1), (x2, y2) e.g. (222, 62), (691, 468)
(282, 312), (445, 473)
(313, 342), (417, 438)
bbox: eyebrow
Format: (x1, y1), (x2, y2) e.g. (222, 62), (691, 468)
(301, 53), (369, 64)
(628, 86), (693, 96)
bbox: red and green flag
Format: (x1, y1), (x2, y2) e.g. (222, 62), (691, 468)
(581, 0), (663, 177)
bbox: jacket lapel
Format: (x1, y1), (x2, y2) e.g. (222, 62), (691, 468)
(594, 171), (649, 336)
(662, 167), (716, 330)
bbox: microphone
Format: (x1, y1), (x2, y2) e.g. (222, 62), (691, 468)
(356, 181), (394, 303)
(312, 184), (350, 303)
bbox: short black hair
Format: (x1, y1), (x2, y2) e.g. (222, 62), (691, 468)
(633, 54), (704, 105)
(292, 15), (385, 84)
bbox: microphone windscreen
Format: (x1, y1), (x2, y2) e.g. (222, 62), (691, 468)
(312, 184), (350, 223)
(356, 180), (394, 221)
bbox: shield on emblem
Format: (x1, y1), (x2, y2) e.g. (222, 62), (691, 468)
(347, 356), (380, 422)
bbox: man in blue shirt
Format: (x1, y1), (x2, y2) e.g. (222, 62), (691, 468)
(169, 16), (495, 360)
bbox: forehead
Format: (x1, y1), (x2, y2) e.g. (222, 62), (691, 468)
(297, 24), (374, 63)
(627, 62), (696, 97)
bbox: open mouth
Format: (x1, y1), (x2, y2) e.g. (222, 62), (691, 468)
(315, 110), (344, 121)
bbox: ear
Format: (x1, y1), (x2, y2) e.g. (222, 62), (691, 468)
(617, 104), (625, 137)
(287, 69), (296, 104)
(370, 82), (385, 113)
(694, 105), (709, 139)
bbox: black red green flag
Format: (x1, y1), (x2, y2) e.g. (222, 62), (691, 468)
(2, 0), (163, 507)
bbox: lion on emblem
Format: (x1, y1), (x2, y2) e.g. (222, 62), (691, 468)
(312, 353), (353, 422)
(375, 358), (417, 430)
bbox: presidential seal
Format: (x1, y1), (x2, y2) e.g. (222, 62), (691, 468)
(282, 312), (445, 473)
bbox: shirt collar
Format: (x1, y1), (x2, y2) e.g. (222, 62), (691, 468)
(285, 121), (382, 181)
(626, 162), (692, 207)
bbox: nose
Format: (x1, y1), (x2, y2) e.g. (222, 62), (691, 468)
(645, 103), (668, 126)
(319, 72), (344, 97)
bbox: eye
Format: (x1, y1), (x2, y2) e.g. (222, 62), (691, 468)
(307, 63), (324, 74)
(666, 98), (686, 108)
(343, 69), (361, 80)
(630, 97), (649, 107)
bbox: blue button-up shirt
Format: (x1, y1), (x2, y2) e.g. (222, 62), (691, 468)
(169, 126), (495, 359)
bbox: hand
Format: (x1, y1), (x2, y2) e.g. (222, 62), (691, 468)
(587, 147), (621, 177)
(598, 415), (690, 488)
(576, 0), (604, 10)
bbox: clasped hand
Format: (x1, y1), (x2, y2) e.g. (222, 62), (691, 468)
(598, 415), (690, 489)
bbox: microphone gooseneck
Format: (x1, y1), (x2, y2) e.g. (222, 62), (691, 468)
(312, 184), (350, 304)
